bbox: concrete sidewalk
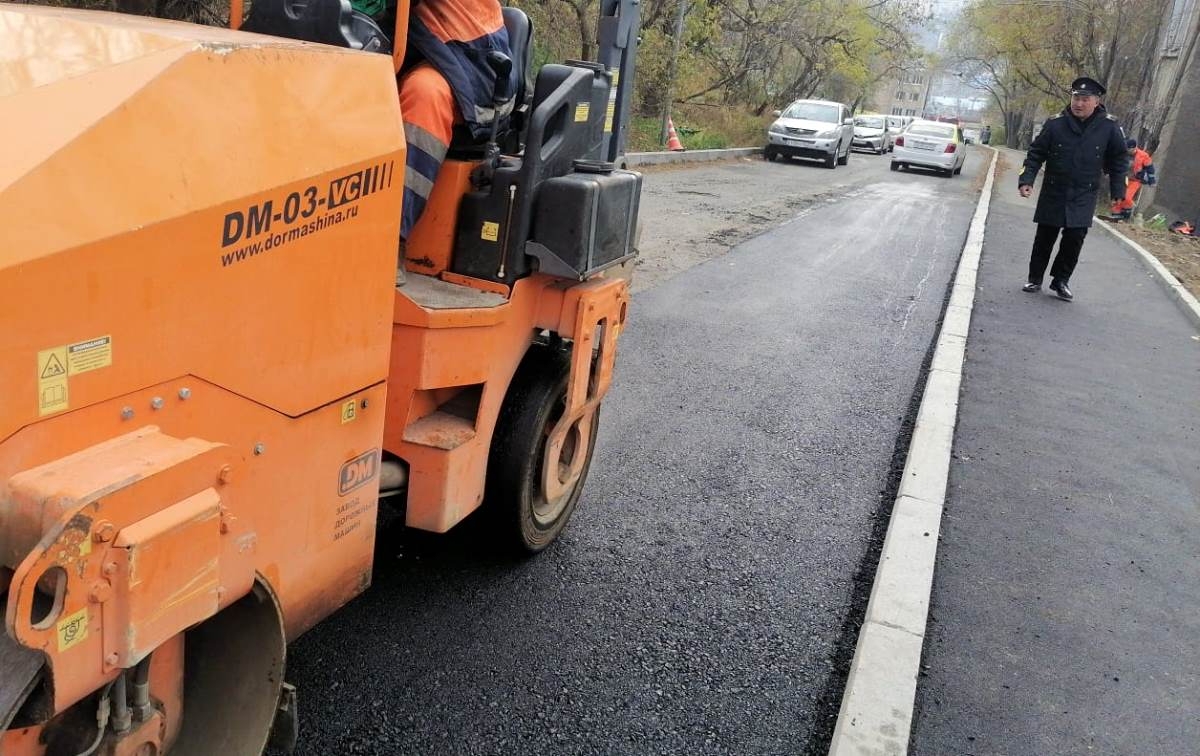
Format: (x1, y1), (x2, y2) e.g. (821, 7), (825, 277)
(909, 151), (1200, 755)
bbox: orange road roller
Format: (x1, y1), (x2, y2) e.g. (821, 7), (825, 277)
(0, 0), (641, 751)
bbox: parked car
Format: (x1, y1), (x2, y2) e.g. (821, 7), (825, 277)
(890, 119), (967, 177)
(886, 115), (910, 148)
(962, 127), (980, 144)
(852, 114), (891, 154)
(765, 99), (854, 169)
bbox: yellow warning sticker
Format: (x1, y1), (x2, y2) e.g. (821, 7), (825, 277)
(37, 347), (69, 416)
(574, 102), (590, 123)
(605, 68), (620, 133)
(481, 221), (500, 242)
(57, 607), (88, 652)
(67, 335), (112, 375)
(341, 399), (358, 424)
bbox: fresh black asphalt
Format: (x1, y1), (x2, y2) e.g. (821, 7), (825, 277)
(909, 156), (1200, 755)
(278, 152), (986, 755)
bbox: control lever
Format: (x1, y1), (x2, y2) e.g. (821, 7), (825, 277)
(471, 51), (514, 188)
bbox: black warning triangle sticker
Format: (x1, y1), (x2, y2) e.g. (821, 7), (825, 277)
(41, 353), (66, 379)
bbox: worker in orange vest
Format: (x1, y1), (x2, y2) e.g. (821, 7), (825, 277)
(1109, 138), (1154, 220)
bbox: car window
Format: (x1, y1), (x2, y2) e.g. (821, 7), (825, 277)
(908, 124), (955, 138)
(781, 102), (841, 123)
(855, 116), (885, 128)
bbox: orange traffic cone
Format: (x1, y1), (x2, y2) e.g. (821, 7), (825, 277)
(666, 116), (685, 151)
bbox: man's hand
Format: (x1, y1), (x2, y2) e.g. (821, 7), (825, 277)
(1018, 184), (1033, 198)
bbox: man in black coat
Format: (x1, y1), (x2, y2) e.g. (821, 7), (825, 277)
(1017, 77), (1129, 301)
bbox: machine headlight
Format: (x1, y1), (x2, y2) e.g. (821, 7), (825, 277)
(816, 129), (839, 140)
(769, 122), (786, 134)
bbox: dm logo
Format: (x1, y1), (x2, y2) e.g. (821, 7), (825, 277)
(338, 449), (380, 496)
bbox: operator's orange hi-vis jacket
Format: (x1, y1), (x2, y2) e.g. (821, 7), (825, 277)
(399, 0), (514, 238)
(1111, 146), (1153, 215)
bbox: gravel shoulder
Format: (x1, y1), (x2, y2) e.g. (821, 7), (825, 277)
(630, 154), (874, 293)
(1115, 224), (1200, 296)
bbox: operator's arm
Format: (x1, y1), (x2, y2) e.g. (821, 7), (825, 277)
(1018, 119), (1052, 189)
(1104, 124), (1130, 201)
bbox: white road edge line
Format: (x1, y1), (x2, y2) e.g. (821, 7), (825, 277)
(827, 148), (999, 756)
(1092, 218), (1200, 329)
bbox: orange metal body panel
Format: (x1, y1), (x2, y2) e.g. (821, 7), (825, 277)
(386, 273), (630, 533)
(2, 379), (387, 718)
(0, 725), (41, 755)
(406, 160), (474, 276)
(1, 4), (401, 741)
(0, 5), (403, 430)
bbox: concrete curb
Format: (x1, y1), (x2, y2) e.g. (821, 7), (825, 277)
(624, 147), (761, 167)
(1092, 219), (1200, 330)
(827, 149), (999, 756)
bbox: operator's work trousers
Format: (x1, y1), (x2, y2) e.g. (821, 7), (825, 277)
(399, 62), (455, 240)
(1028, 224), (1087, 284)
(1111, 179), (1142, 215)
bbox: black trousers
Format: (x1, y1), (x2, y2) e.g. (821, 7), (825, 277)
(1028, 224), (1088, 284)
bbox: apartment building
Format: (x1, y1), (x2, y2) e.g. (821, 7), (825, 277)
(879, 69), (931, 117)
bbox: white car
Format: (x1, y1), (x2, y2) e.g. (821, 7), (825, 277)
(764, 99), (854, 169)
(852, 114), (891, 154)
(890, 120), (967, 177)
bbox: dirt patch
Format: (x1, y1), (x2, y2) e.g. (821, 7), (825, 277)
(630, 155), (762, 175)
(629, 158), (853, 293)
(1113, 225), (1200, 297)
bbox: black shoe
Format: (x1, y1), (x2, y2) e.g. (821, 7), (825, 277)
(1022, 282), (1041, 293)
(1050, 279), (1073, 301)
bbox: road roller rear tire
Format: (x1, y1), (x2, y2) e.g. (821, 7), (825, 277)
(487, 345), (600, 554)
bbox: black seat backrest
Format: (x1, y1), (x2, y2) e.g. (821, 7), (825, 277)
(503, 7), (534, 121)
(242, 0), (392, 54)
(445, 6), (534, 157)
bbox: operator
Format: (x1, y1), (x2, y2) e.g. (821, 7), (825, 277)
(366, 0), (516, 251)
(1108, 138), (1154, 221)
(1017, 76), (1129, 302)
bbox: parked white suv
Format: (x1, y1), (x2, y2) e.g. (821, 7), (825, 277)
(764, 99), (853, 169)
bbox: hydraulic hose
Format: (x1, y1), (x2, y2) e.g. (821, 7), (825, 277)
(132, 656), (153, 721)
(111, 672), (131, 734)
(73, 680), (116, 756)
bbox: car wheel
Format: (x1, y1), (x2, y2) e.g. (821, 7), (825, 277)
(889, 161), (899, 172)
(764, 147), (777, 162)
(825, 152), (837, 169)
(838, 144), (849, 165)
(954, 164), (962, 175)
